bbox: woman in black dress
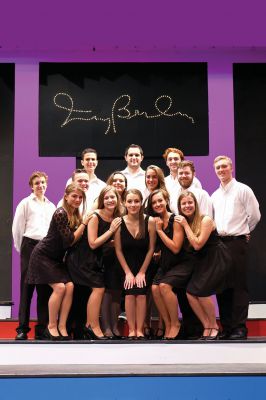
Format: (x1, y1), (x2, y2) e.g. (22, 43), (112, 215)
(84, 186), (122, 339)
(147, 189), (193, 339)
(175, 191), (230, 340)
(100, 172), (127, 337)
(115, 189), (156, 339)
(28, 183), (90, 340)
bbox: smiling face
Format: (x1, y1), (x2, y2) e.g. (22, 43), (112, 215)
(178, 166), (194, 189)
(64, 188), (84, 210)
(179, 194), (196, 219)
(151, 192), (167, 215)
(125, 147), (143, 170)
(214, 158), (233, 186)
(146, 168), (159, 192)
(103, 189), (118, 211)
(73, 172), (89, 192)
(125, 192), (142, 215)
(166, 151), (182, 173)
(111, 173), (126, 195)
(31, 176), (47, 198)
(81, 152), (98, 174)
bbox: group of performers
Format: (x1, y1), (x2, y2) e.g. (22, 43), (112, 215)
(12, 144), (261, 341)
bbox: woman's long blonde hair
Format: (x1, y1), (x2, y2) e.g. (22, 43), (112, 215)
(63, 183), (85, 229)
(178, 191), (202, 237)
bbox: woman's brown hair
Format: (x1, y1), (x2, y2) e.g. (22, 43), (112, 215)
(178, 191), (202, 237)
(124, 189), (145, 239)
(63, 183), (85, 229)
(97, 185), (121, 218)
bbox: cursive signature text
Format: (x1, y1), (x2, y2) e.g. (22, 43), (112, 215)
(53, 92), (195, 135)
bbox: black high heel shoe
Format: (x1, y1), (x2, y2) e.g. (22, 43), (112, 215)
(83, 325), (108, 340)
(199, 328), (212, 341)
(58, 328), (72, 341)
(206, 328), (220, 341)
(165, 324), (185, 340)
(154, 327), (165, 340)
(44, 327), (61, 341)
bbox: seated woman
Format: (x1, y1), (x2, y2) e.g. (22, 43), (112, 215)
(147, 189), (194, 339)
(28, 183), (90, 340)
(114, 189), (156, 339)
(175, 191), (230, 340)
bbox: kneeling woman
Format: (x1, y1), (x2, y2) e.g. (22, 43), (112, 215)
(147, 189), (194, 339)
(175, 191), (230, 340)
(115, 189), (156, 339)
(28, 183), (90, 340)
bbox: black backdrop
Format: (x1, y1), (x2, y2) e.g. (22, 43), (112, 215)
(0, 64), (14, 302)
(39, 63), (209, 159)
(234, 63), (266, 301)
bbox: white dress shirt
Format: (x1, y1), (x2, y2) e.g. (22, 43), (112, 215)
(12, 194), (56, 252)
(66, 175), (106, 211)
(121, 167), (146, 196)
(211, 178), (261, 236)
(170, 186), (213, 218)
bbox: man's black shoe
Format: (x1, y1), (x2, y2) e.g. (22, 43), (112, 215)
(15, 332), (28, 340)
(228, 329), (247, 340)
(219, 330), (231, 340)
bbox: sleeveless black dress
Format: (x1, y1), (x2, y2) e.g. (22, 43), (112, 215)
(66, 212), (123, 289)
(28, 208), (73, 284)
(153, 214), (193, 288)
(186, 230), (231, 296)
(120, 216), (152, 295)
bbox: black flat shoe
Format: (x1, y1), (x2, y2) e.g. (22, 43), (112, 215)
(127, 336), (137, 340)
(44, 327), (61, 341)
(84, 325), (108, 340)
(58, 328), (72, 341)
(137, 335), (146, 340)
(15, 332), (28, 340)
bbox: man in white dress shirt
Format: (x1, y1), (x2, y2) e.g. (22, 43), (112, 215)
(66, 148), (106, 210)
(121, 144), (146, 196)
(163, 147), (202, 195)
(212, 155), (261, 340)
(12, 172), (56, 340)
(169, 160), (213, 217)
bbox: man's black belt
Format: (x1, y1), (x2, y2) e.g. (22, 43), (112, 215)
(219, 235), (246, 241)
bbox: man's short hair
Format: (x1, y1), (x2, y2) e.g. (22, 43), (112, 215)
(178, 160), (195, 174)
(162, 147), (184, 161)
(81, 148), (97, 160)
(29, 171), (48, 187)
(124, 144), (143, 156)
(71, 168), (87, 181)
(213, 155), (233, 166)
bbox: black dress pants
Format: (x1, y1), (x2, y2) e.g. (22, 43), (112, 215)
(217, 237), (249, 333)
(17, 237), (50, 336)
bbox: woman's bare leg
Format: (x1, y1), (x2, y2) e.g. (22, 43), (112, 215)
(125, 295), (136, 337)
(86, 287), (105, 336)
(58, 282), (74, 336)
(48, 283), (65, 336)
(159, 283), (180, 338)
(152, 284), (171, 336)
(136, 295), (146, 337)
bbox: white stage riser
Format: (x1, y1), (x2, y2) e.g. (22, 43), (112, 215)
(1, 342), (265, 365)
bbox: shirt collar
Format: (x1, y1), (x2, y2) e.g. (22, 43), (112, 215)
(220, 177), (236, 192)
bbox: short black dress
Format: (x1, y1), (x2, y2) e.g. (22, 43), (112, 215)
(153, 214), (193, 288)
(186, 230), (231, 296)
(28, 208), (73, 284)
(66, 213), (123, 289)
(120, 215), (152, 295)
